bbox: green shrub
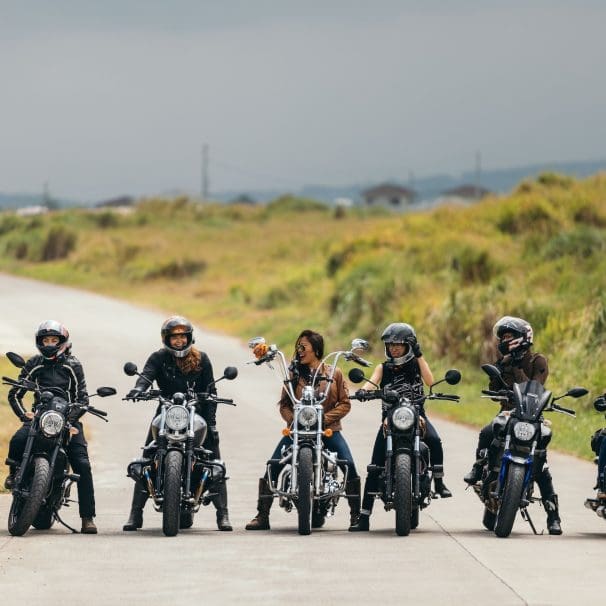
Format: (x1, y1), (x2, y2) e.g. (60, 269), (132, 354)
(542, 227), (606, 260)
(40, 226), (77, 261)
(143, 258), (207, 280)
(451, 246), (499, 284)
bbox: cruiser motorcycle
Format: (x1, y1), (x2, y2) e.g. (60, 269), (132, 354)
(3, 352), (113, 536)
(248, 336), (371, 535)
(585, 394), (606, 519)
(123, 362), (237, 536)
(349, 367), (461, 536)
(472, 363), (587, 538)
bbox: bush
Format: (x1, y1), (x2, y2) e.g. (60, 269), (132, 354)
(143, 258), (207, 280)
(451, 246), (499, 284)
(542, 227), (606, 260)
(41, 226), (77, 261)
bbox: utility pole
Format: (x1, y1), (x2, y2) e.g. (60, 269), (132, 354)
(201, 143), (209, 200)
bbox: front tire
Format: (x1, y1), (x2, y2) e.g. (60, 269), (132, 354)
(162, 451), (183, 537)
(494, 464), (525, 538)
(296, 447), (313, 536)
(8, 457), (51, 537)
(394, 454), (412, 536)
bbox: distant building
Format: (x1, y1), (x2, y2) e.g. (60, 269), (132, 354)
(94, 195), (135, 209)
(229, 194), (256, 205)
(15, 205), (49, 216)
(361, 183), (416, 210)
(438, 184), (491, 204)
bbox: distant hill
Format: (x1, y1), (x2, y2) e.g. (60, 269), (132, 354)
(2, 158), (605, 209)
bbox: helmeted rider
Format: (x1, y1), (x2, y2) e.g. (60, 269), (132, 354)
(463, 316), (562, 534)
(5, 321), (98, 534)
(350, 322), (451, 532)
(123, 316), (233, 531)
(589, 394), (606, 502)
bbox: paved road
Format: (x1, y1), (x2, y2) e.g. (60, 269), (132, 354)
(0, 273), (603, 605)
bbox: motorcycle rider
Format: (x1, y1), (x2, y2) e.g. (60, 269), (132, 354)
(350, 322), (451, 532)
(463, 316), (563, 534)
(589, 393), (606, 501)
(245, 329), (361, 530)
(5, 321), (98, 534)
(123, 315), (233, 531)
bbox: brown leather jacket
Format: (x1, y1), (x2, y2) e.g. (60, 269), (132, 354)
(490, 350), (549, 411)
(278, 364), (351, 431)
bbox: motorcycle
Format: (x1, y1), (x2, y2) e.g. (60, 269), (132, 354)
(123, 362), (237, 536)
(2, 351), (114, 536)
(349, 367), (461, 536)
(471, 363), (587, 537)
(248, 336), (371, 535)
(584, 394), (606, 519)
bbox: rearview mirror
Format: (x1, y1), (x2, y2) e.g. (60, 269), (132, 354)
(123, 362), (138, 376)
(567, 387), (588, 399)
(445, 369), (461, 385)
(223, 367), (238, 381)
(97, 386), (117, 397)
(6, 352), (25, 368)
(351, 338), (369, 352)
(348, 368), (366, 384)
(248, 337), (266, 349)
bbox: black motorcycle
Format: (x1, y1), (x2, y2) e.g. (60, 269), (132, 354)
(123, 362), (237, 536)
(349, 367), (461, 536)
(3, 352), (113, 536)
(585, 394), (606, 519)
(472, 364), (587, 537)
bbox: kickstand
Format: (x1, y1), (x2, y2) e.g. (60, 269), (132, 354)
(54, 510), (79, 534)
(520, 507), (542, 535)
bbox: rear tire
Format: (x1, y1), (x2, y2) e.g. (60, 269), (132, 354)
(8, 458), (51, 537)
(162, 451), (183, 537)
(296, 447), (313, 536)
(494, 464), (525, 538)
(394, 454), (412, 536)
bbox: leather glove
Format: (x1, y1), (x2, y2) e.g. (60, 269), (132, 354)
(126, 388), (142, 400)
(411, 341), (422, 358)
(354, 389), (368, 401)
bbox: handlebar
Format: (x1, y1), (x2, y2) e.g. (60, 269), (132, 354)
(550, 403), (576, 417)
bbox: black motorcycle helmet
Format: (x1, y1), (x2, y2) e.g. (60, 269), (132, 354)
(493, 316), (533, 356)
(35, 320), (71, 360)
(381, 322), (417, 365)
(161, 315), (194, 358)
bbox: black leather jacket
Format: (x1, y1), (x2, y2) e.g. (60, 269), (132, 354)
(8, 354), (89, 422)
(134, 349), (218, 426)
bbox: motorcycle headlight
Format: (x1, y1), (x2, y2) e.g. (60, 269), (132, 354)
(165, 405), (189, 431)
(40, 411), (65, 437)
(298, 405), (318, 428)
(513, 421), (536, 442)
(391, 406), (415, 431)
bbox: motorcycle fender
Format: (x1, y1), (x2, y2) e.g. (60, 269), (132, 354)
(507, 455), (528, 466)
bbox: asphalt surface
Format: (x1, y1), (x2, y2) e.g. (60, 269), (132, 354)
(0, 273), (604, 605)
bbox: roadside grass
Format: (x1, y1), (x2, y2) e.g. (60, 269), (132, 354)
(0, 356), (23, 492)
(0, 177), (605, 459)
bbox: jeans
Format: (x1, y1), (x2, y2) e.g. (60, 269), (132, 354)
(266, 431), (358, 483)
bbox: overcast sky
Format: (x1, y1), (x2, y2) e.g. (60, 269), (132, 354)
(1, 1), (605, 201)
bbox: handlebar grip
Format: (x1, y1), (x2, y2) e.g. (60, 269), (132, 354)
(553, 403), (576, 416)
(215, 397), (235, 405)
(88, 406), (108, 417)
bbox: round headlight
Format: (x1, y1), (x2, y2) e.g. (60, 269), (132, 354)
(40, 411), (65, 437)
(165, 405), (189, 431)
(298, 405), (318, 428)
(513, 421), (536, 442)
(391, 406), (415, 431)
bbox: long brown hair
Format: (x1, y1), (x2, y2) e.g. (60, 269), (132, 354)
(175, 347), (202, 374)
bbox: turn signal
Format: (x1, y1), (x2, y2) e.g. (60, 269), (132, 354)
(323, 428), (333, 437)
(282, 428), (291, 437)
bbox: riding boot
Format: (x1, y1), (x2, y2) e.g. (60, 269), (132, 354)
(122, 483), (149, 531)
(81, 517), (98, 534)
(433, 465), (452, 498)
(211, 482), (233, 531)
(245, 477), (273, 530)
(464, 460), (484, 485)
(346, 477), (361, 528)
(349, 512), (370, 532)
(543, 494), (562, 535)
